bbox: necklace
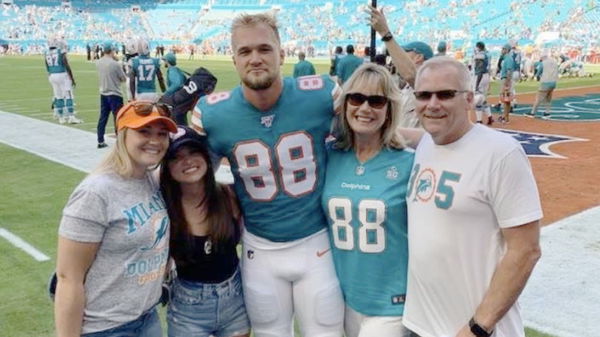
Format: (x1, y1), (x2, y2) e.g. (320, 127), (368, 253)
(354, 143), (381, 176)
(355, 164), (365, 176)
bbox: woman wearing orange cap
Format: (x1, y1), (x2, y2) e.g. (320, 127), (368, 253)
(54, 101), (177, 337)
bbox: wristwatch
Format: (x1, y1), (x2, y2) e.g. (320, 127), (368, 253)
(381, 31), (393, 42)
(469, 317), (493, 337)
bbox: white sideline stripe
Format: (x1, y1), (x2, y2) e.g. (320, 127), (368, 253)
(0, 110), (234, 183)
(515, 84), (600, 96)
(0, 94), (98, 103)
(0, 228), (50, 262)
(520, 205), (600, 337)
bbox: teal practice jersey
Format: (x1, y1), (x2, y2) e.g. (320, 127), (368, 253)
(44, 48), (66, 74)
(194, 75), (338, 242)
(132, 55), (160, 93)
(322, 146), (414, 316)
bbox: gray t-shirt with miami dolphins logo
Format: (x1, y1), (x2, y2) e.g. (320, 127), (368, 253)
(59, 171), (169, 334)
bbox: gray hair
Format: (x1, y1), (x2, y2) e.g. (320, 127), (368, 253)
(415, 56), (472, 91)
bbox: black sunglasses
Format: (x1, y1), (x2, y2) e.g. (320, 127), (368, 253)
(346, 93), (389, 109)
(117, 101), (171, 121)
(413, 90), (469, 101)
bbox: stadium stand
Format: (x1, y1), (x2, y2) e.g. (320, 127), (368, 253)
(0, 0), (599, 63)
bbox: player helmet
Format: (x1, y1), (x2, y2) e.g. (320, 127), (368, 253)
(137, 38), (150, 56)
(47, 37), (59, 49)
(58, 38), (68, 51)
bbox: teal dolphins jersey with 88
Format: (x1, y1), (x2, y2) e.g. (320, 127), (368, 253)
(193, 75), (339, 242)
(322, 146), (414, 316)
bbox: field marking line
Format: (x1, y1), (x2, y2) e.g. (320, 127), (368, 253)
(0, 228), (50, 262)
(0, 94), (98, 103)
(513, 84), (600, 96)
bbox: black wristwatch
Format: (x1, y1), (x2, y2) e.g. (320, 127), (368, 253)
(469, 317), (493, 337)
(381, 31), (393, 42)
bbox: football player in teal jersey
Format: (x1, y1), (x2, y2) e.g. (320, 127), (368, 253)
(129, 38), (165, 102)
(322, 63), (414, 337)
(473, 41), (493, 125)
(44, 37), (81, 124)
(192, 12), (344, 337)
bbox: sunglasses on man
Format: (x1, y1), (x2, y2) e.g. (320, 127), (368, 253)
(346, 93), (389, 109)
(413, 90), (469, 101)
(413, 89), (469, 101)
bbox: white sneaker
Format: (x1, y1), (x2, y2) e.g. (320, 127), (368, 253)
(58, 117), (67, 124)
(68, 116), (83, 124)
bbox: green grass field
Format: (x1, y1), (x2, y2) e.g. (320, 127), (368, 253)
(1, 54), (594, 336)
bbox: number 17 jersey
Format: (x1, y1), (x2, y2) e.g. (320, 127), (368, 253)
(193, 75), (338, 242)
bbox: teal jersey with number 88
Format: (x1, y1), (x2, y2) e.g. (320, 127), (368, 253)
(194, 75), (338, 242)
(322, 146), (413, 316)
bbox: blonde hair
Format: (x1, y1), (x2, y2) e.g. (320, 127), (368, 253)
(93, 128), (137, 178)
(231, 12), (280, 46)
(334, 63), (406, 150)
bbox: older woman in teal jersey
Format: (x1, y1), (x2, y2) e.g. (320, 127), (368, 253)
(321, 63), (414, 337)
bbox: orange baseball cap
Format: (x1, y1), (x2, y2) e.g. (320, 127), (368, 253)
(116, 101), (177, 133)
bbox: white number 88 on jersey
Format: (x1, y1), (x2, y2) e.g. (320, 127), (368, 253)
(233, 131), (317, 201)
(327, 198), (386, 253)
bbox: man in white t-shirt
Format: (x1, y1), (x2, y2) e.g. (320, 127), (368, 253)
(404, 56), (542, 337)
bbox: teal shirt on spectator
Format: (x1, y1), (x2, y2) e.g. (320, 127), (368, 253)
(293, 60), (316, 78)
(165, 66), (187, 95)
(336, 54), (363, 84)
(534, 61), (543, 78)
(500, 53), (516, 79)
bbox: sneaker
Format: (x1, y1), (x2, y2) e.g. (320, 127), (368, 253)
(525, 112), (535, 118)
(486, 116), (494, 125)
(542, 113), (551, 120)
(68, 116), (83, 124)
(97, 142), (108, 149)
(58, 117), (67, 124)
(497, 116), (505, 123)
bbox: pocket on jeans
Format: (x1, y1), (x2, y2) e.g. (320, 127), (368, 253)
(171, 281), (203, 306)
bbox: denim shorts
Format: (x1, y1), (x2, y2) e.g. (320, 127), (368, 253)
(540, 81), (557, 91)
(82, 308), (162, 337)
(167, 268), (250, 337)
